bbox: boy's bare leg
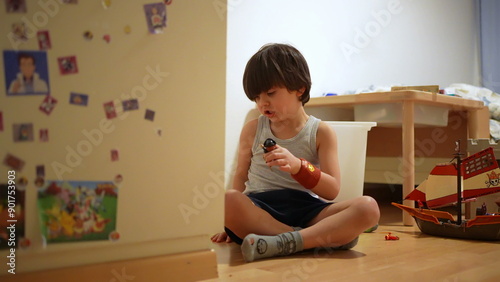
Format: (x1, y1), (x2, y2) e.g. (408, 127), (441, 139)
(225, 189), (293, 239)
(240, 196), (379, 262)
(300, 196), (380, 249)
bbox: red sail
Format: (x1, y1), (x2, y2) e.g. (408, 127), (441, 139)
(405, 147), (500, 208)
(462, 147), (498, 179)
(404, 188), (426, 202)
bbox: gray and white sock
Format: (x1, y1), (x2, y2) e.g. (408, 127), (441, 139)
(241, 231), (304, 262)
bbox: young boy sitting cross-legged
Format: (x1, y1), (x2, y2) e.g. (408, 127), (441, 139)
(211, 43), (380, 262)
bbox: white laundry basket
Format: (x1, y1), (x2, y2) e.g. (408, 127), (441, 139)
(325, 122), (377, 202)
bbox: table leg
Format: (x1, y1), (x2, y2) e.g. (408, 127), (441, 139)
(468, 106), (490, 139)
(402, 101), (415, 226)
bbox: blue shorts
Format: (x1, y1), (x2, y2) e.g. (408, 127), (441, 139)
(225, 189), (333, 245)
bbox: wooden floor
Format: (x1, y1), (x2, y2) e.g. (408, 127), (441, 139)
(205, 185), (500, 281)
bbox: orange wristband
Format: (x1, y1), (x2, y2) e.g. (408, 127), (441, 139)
(292, 158), (321, 189)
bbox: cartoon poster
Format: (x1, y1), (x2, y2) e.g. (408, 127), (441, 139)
(144, 2), (167, 34)
(0, 184), (26, 250)
(37, 180), (118, 244)
(3, 50), (50, 96)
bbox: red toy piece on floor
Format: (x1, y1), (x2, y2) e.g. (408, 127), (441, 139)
(385, 232), (399, 240)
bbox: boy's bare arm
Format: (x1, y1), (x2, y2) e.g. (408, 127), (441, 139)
(309, 122), (341, 200)
(231, 119), (257, 192)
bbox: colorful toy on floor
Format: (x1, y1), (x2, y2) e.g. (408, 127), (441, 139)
(385, 232), (399, 240)
(392, 140), (500, 240)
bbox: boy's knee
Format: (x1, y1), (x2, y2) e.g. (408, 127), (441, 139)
(356, 196), (380, 223)
(224, 190), (248, 226)
(225, 189), (241, 201)
(224, 189), (244, 211)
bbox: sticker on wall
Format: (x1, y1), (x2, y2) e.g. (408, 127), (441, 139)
(164, 0), (172, 5)
(144, 3), (167, 34)
(122, 99), (138, 111)
(83, 30), (93, 41)
(110, 149), (119, 161)
(12, 123), (34, 142)
(39, 128), (49, 142)
(124, 25), (132, 34)
(35, 176), (45, 187)
(37, 180), (118, 244)
(3, 153), (25, 171)
(19, 237), (31, 249)
(57, 55), (78, 75)
(69, 92), (88, 106)
(145, 109), (155, 121)
(103, 101), (117, 119)
(109, 231), (120, 242)
(39, 95), (58, 115)
(62, 0), (78, 4)
(103, 34), (111, 43)
(102, 0), (112, 9)
(5, 0), (27, 13)
(114, 174), (123, 184)
(10, 22), (28, 44)
(36, 165), (45, 177)
(0, 184), (26, 250)
(0, 112), (3, 131)
(18, 176), (28, 190)
(37, 30), (51, 50)
(35, 166), (46, 187)
(3, 50), (50, 96)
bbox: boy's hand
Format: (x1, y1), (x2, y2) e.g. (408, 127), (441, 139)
(263, 144), (301, 174)
(211, 231), (233, 243)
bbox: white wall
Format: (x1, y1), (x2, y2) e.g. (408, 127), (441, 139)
(480, 0), (500, 93)
(226, 0), (480, 186)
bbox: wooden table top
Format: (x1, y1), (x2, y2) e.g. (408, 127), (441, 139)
(306, 90), (485, 110)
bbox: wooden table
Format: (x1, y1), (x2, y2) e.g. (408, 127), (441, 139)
(306, 90), (489, 225)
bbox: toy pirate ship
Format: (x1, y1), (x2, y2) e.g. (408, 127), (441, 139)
(392, 140), (500, 240)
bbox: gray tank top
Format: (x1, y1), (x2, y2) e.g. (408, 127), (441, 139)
(244, 115), (321, 194)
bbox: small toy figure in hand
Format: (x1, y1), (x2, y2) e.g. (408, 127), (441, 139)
(261, 138), (277, 153)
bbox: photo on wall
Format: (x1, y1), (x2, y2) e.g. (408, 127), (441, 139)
(37, 180), (118, 244)
(3, 50), (50, 96)
(12, 123), (34, 142)
(143, 2), (167, 34)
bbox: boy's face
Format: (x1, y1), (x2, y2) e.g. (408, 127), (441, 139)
(255, 86), (302, 121)
(19, 57), (35, 79)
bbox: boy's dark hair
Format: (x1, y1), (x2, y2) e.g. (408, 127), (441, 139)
(18, 53), (35, 65)
(243, 43), (312, 105)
